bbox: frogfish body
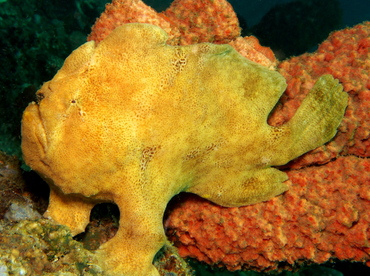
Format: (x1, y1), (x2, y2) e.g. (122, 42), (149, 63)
(21, 23), (348, 275)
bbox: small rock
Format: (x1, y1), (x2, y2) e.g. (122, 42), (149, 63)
(4, 201), (42, 221)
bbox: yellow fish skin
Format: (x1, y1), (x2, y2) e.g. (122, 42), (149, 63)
(21, 23), (348, 276)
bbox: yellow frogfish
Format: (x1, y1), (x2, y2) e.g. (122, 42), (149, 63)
(21, 23), (348, 276)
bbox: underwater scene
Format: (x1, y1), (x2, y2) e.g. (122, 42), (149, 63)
(0, 0), (369, 275)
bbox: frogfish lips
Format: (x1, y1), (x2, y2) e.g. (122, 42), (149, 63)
(21, 101), (48, 174)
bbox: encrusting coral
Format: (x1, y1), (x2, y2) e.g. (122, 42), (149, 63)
(21, 22), (347, 275)
(88, 0), (240, 45)
(160, 0), (240, 45)
(87, 0), (178, 44)
(229, 36), (278, 69)
(166, 22), (370, 272)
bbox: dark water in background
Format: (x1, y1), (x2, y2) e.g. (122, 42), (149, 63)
(230, 0), (369, 28)
(145, 0), (369, 28)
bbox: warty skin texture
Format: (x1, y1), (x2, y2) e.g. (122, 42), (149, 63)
(21, 23), (347, 275)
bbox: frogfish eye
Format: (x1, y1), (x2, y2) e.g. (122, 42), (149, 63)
(36, 92), (44, 104)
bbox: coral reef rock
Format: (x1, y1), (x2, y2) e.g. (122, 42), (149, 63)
(0, 219), (104, 275)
